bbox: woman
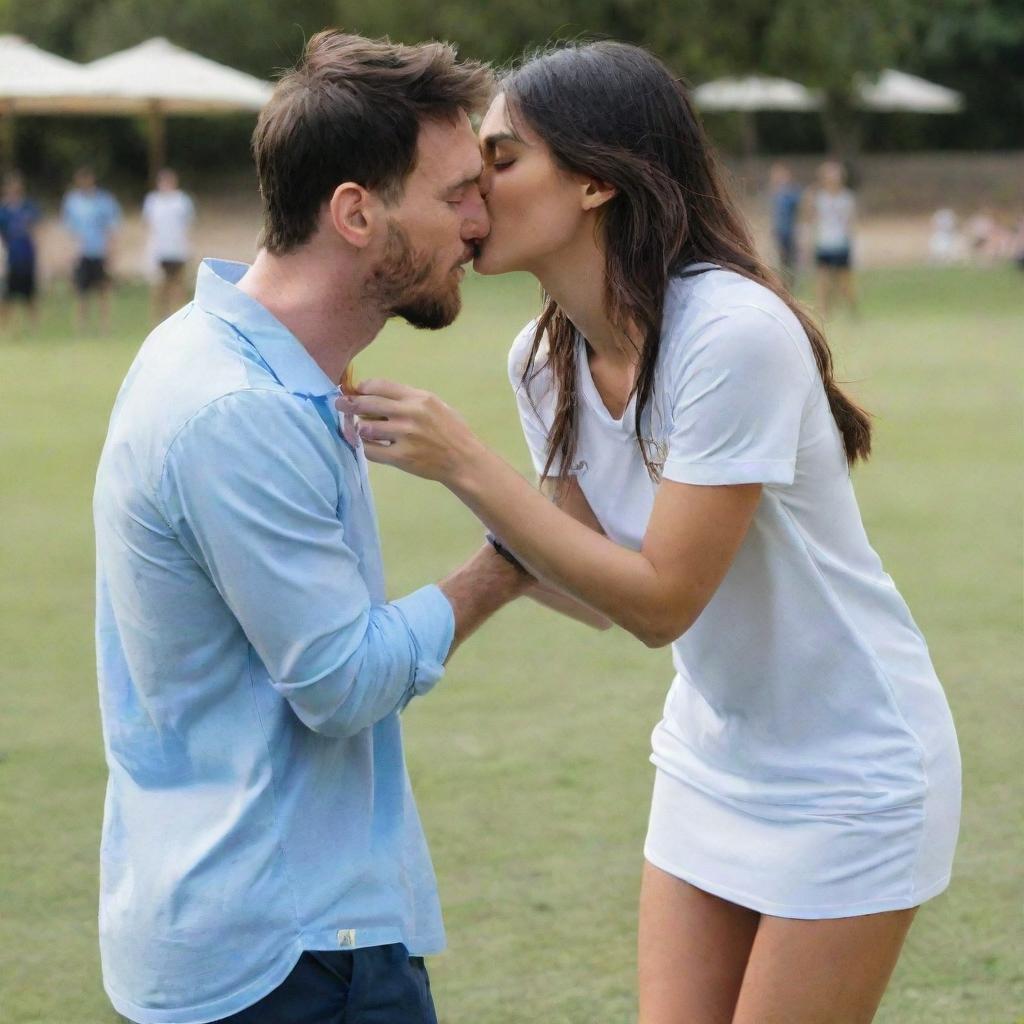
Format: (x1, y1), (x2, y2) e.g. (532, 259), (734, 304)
(341, 42), (960, 1024)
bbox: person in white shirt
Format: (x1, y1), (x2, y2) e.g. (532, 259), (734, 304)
(813, 160), (859, 319)
(142, 168), (195, 322)
(342, 42), (961, 1024)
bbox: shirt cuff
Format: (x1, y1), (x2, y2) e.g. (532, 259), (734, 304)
(391, 584), (455, 699)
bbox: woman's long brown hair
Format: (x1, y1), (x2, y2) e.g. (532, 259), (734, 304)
(502, 42), (871, 485)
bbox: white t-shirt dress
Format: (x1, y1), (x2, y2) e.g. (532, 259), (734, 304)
(508, 265), (961, 918)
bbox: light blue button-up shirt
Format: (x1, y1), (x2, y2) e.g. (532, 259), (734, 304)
(61, 188), (121, 258)
(94, 259), (454, 1024)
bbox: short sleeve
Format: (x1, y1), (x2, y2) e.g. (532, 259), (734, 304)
(507, 322), (562, 477)
(662, 305), (813, 487)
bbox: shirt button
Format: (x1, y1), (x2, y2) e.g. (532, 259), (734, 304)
(336, 929), (356, 948)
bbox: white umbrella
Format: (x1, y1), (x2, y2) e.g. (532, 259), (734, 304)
(85, 37), (273, 115)
(692, 76), (822, 112)
(0, 34), (125, 112)
(0, 36), (273, 176)
(0, 35), (120, 171)
(82, 38), (273, 178)
(0, 34), (88, 101)
(857, 69), (963, 114)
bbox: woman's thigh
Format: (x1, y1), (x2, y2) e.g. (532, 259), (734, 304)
(638, 860), (760, 1024)
(732, 907), (917, 1024)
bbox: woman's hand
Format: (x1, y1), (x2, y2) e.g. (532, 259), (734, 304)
(337, 379), (487, 486)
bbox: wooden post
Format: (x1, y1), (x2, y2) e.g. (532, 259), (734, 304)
(148, 100), (166, 184)
(0, 102), (15, 176)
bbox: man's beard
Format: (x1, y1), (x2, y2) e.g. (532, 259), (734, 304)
(366, 220), (462, 330)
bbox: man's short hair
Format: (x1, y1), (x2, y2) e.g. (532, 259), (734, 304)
(252, 31), (494, 255)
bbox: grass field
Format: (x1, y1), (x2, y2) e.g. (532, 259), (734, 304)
(1, 266), (1022, 1023)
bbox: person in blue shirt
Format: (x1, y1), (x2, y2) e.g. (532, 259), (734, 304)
(0, 172), (41, 334)
(94, 31), (603, 1024)
(769, 162), (803, 288)
(61, 165), (121, 334)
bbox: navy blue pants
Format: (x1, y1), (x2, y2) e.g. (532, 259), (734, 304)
(212, 944), (437, 1024)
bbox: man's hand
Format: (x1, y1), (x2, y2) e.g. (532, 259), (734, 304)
(438, 543), (533, 658)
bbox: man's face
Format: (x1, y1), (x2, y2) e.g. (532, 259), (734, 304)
(367, 111), (488, 330)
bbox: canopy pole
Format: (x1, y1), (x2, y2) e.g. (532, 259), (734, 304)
(0, 102), (15, 177)
(147, 100), (166, 183)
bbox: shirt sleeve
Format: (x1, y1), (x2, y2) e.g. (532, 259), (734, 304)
(507, 322), (562, 477)
(662, 305), (813, 487)
(158, 388), (454, 738)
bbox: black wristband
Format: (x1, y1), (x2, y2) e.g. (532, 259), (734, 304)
(485, 532), (531, 576)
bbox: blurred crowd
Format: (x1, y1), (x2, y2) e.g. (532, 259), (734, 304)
(2, 159), (1021, 338)
(0, 167), (195, 336)
(766, 159), (1024, 318)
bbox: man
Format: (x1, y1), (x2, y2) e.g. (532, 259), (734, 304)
(142, 167), (196, 323)
(61, 166), (121, 333)
(94, 32), (527, 1024)
(0, 171), (41, 334)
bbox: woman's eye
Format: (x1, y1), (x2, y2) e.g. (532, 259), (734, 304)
(492, 161), (514, 170)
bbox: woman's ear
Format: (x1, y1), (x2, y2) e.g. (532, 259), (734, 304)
(328, 182), (376, 248)
(580, 178), (617, 212)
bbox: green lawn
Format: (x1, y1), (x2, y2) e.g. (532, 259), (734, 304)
(1, 266), (1022, 1023)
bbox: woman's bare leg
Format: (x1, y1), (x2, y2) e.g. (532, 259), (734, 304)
(732, 907), (917, 1024)
(638, 861), (760, 1024)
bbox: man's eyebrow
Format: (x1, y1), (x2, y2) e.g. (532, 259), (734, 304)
(481, 130), (525, 153)
(440, 161), (485, 196)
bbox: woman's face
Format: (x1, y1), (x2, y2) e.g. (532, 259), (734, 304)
(474, 93), (589, 276)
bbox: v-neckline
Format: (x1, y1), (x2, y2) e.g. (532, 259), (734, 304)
(577, 334), (637, 434)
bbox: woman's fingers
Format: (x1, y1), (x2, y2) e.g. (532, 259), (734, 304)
(360, 438), (402, 465)
(356, 417), (403, 443)
(337, 393), (401, 420)
(355, 377), (414, 400)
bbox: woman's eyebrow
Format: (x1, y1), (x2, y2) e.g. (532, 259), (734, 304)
(481, 130), (525, 153)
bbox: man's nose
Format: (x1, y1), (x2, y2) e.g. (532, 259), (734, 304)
(462, 190), (490, 241)
(478, 165), (493, 200)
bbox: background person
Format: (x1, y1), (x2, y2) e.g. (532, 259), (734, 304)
(813, 159), (859, 318)
(0, 172), (42, 334)
(928, 208), (964, 264)
(61, 166), (121, 334)
(768, 161), (802, 287)
(142, 168), (196, 323)
(345, 41), (961, 1024)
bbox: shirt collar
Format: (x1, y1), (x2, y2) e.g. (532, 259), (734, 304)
(195, 258), (339, 398)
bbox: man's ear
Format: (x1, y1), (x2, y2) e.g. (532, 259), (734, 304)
(328, 182), (378, 248)
(580, 178), (617, 212)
